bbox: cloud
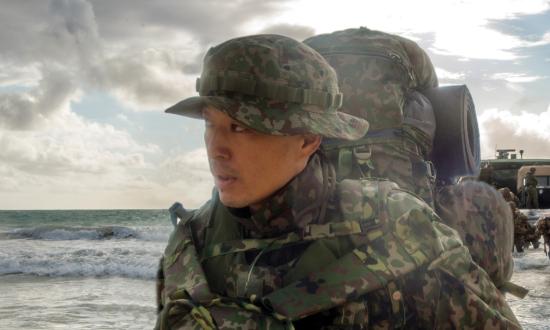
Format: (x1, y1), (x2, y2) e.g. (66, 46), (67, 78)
(520, 31), (550, 47)
(487, 9), (550, 45)
(435, 67), (465, 81)
(269, 0), (550, 60)
(0, 0), (295, 116)
(153, 148), (214, 208)
(90, 0), (291, 45)
(489, 72), (545, 83)
(0, 110), (157, 176)
(157, 148), (210, 182)
(98, 48), (198, 111)
(0, 68), (78, 130)
(0, 124), (213, 208)
(259, 23), (315, 41)
(478, 106), (550, 159)
(0, 64), (41, 88)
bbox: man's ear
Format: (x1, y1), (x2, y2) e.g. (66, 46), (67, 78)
(301, 134), (322, 157)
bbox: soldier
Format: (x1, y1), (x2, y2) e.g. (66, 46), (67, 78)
(499, 187), (520, 206)
(524, 167), (539, 209)
(509, 201), (529, 252)
(525, 222), (541, 249)
(536, 216), (550, 259)
(155, 34), (520, 329)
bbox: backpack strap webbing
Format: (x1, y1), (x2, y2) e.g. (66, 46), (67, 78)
(200, 220), (383, 260)
(261, 230), (442, 321)
(322, 127), (434, 181)
(260, 180), (447, 321)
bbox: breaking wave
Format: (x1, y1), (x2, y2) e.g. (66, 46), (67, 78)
(3, 225), (170, 242)
(0, 246), (162, 279)
(513, 245), (550, 272)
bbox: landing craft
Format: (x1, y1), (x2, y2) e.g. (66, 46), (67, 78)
(480, 149), (550, 222)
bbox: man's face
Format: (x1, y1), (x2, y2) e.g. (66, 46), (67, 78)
(203, 106), (319, 209)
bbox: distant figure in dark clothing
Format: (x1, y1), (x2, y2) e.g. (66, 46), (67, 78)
(524, 167), (539, 209)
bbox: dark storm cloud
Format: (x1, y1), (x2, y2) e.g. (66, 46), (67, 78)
(0, 0), (93, 129)
(90, 0), (291, 45)
(0, 0), (294, 129)
(0, 69), (76, 130)
(0, 0), (100, 64)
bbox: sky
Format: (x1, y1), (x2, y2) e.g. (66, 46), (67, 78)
(1, 0), (549, 210)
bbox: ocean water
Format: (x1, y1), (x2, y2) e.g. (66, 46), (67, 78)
(0, 209), (171, 329)
(0, 209), (549, 329)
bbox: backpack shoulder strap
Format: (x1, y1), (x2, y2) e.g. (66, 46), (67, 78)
(262, 178), (451, 321)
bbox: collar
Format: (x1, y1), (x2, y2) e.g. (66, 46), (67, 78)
(227, 153), (335, 238)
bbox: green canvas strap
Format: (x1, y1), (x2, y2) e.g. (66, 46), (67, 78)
(322, 127), (427, 157)
(259, 179), (438, 322)
(500, 281), (529, 299)
(322, 128), (434, 182)
(201, 220), (374, 260)
(162, 295), (296, 330)
(261, 235), (432, 321)
(196, 71), (343, 109)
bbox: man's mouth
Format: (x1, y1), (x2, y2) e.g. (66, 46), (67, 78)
(210, 161), (238, 190)
(214, 174), (237, 189)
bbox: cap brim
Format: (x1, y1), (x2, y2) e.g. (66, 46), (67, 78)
(165, 96), (235, 119)
(165, 96), (368, 140)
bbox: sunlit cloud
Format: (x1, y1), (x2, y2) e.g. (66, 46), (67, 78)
(435, 67), (466, 81)
(490, 73), (545, 83)
(268, 0), (550, 60)
(478, 105), (550, 159)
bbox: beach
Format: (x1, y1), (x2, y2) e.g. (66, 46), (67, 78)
(1, 209), (548, 329)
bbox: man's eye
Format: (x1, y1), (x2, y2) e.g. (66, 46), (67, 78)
(231, 123), (247, 133)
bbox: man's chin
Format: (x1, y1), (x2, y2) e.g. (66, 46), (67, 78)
(219, 193), (249, 209)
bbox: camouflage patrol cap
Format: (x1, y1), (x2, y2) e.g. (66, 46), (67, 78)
(166, 34), (368, 140)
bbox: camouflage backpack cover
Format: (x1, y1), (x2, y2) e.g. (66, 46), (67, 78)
(304, 27), (517, 296)
(304, 27), (439, 205)
(435, 180), (526, 297)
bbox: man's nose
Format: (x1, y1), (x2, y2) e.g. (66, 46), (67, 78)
(205, 128), (231, 160)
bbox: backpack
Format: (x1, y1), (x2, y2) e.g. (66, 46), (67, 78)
(304, 27), (480, 204)
(304, 27), (518, 296)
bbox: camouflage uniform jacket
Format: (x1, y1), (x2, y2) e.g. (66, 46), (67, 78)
(536, 217), (550, 242)
(513, 211), (529, 236)
(156, 154), (520, 329)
